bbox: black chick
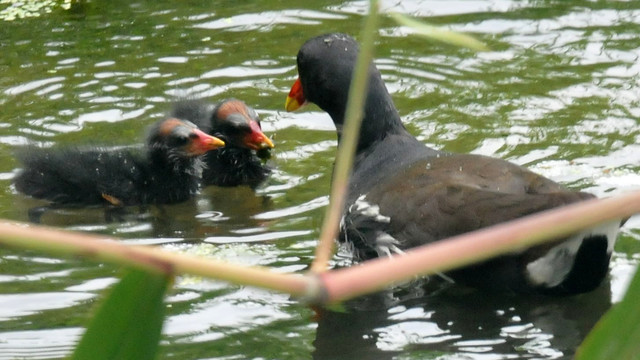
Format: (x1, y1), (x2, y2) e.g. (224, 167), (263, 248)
(169, 98), (274, 189)
(14, 117), (225, 212)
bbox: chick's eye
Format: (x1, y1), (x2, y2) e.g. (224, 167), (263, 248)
(172, 136), (189, 146)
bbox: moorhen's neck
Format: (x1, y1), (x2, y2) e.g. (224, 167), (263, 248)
(315, 68), (411, 153)
(350, 73), (409, 152)
(147, 146), (203, 178)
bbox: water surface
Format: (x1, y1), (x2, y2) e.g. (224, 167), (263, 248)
(1, 1), (639, 359)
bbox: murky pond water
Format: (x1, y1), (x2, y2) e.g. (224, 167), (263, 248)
(1, 1), (639, 359)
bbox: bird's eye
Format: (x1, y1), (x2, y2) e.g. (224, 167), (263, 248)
(172, 136), (189, 146)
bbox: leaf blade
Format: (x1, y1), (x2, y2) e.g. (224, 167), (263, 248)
(576, 266), (640, 359)
(389, 12), (489, 52)
(71, 268), (171, 360)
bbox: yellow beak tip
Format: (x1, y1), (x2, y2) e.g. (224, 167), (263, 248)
(285, 97), (300, 112)
(263, 139), (275, 149)
(214, 139), (225, 148)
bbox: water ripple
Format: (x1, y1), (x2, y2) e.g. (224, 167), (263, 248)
(194, 9), (346, 31)
(0, 292), (95, 320)
(0, 328), (80, 360)
(4, 77), (65, 96)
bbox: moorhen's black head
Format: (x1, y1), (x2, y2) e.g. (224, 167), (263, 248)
(285, 33), (405, 148)
(146, 117), (225, 159)
(211, 98), (274, 154)
(286, 33), (360, 122)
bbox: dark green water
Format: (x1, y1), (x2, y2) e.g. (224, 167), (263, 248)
(1, 1), (639, 359)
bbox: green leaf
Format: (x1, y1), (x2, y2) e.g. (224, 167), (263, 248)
(71, 269), (171, 360)
(576, 266), (640, 359)
(389, 12), (490, 52)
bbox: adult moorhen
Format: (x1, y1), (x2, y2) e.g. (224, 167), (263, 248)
(14, 117), (225, 211)
(170, 98), (274, 188)
(285, 33), (621, 295)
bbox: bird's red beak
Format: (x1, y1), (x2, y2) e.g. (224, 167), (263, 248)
(187, 128), (225, 155)
(244, 120), (274, 150)
(285, 78), (306, 112)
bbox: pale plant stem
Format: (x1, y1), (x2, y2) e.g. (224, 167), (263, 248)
(0, 221), (312, 297)
(310, 0), (380, 273)
(1, 190), (639, 303)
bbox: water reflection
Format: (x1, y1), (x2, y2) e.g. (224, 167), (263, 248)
(0, 328), (81, 360)
(314, 281), (612, 359)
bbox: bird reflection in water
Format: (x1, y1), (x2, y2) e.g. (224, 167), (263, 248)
(312, 279), (612, 359)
